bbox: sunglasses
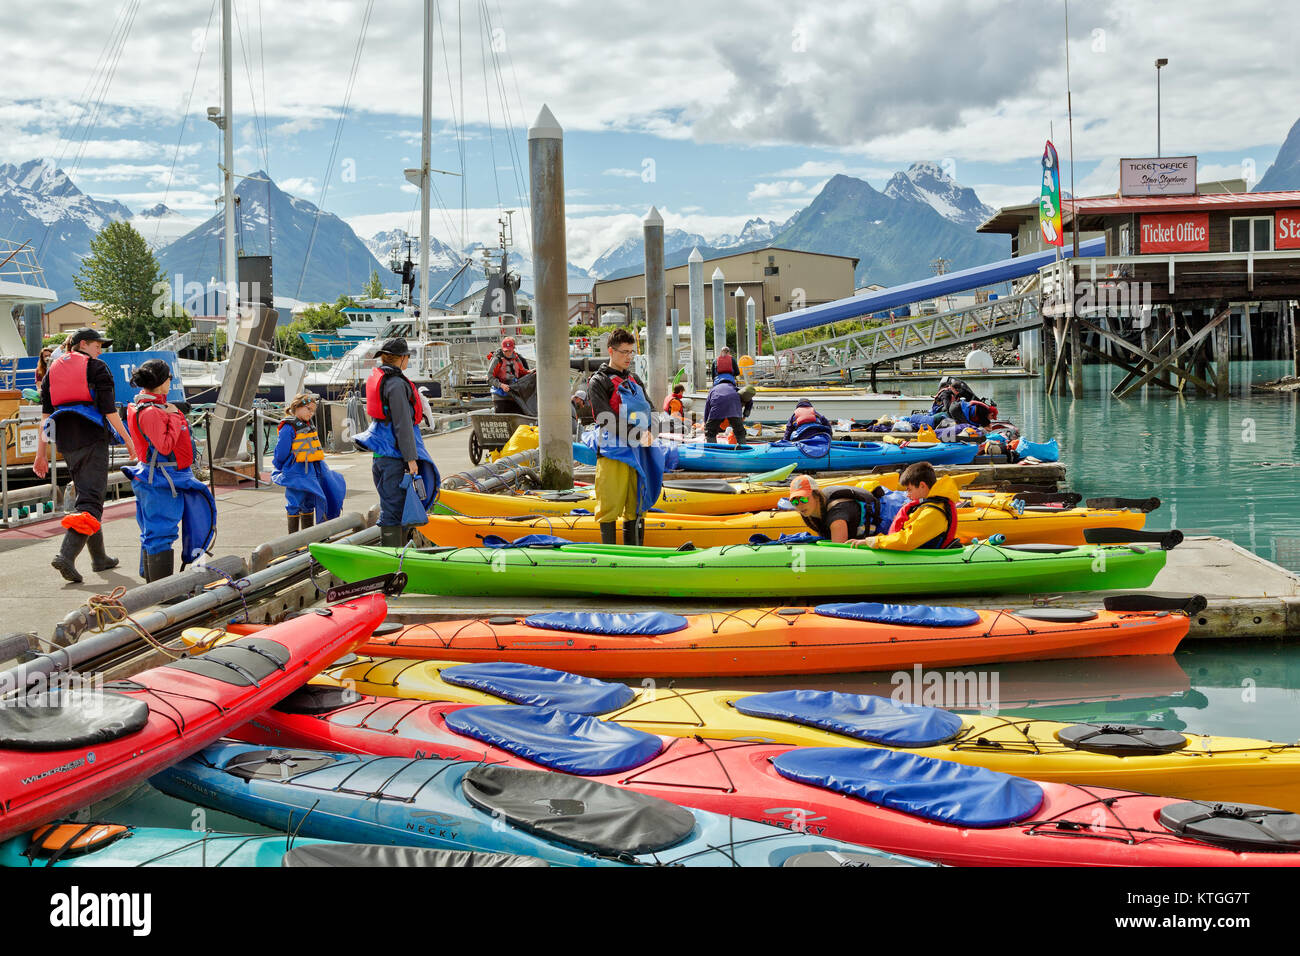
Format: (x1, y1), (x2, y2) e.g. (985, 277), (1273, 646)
(789, 495), (811, 506)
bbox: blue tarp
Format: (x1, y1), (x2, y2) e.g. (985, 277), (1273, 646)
(440, 662), (634, 715)
(771, 237), (1107, 334)
(1015, 438), (1060, 462)
(772, 747), (1045, 828)
(480, 534), (575, 549)
(523, 611), (689, 636)
(734, 690), (963, 747)
(814, 603), (982, 628)
(444, 705), (662, 775)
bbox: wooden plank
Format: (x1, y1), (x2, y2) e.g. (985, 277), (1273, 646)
(1115, 306), (1231, 399)
(1111, 326), (1175, 395)
(1078, 341), (1181, 392)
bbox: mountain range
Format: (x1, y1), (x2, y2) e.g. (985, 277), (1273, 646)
(1255, 116), (1300, 191)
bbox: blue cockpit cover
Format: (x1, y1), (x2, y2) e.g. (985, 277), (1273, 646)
(747, 531), (822, 546)
(480, 534), (575, 549)
(440, 662), (634, 715)
(813, 602), (982, 628)
(523, 611), (689, 636)
(772, 747), (1044, 828)
(733, 690), (963, 747)
(444, 705), (662, 775)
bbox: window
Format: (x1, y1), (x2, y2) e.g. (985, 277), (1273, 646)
(764, 266), (779, 275)
(1231, 216), (1273, 252)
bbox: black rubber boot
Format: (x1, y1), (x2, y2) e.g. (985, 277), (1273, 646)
(299, 512), (315, 530)
(379, 524), (405, 548)
(86, 531), (119, 573)
(622, 519), (641, 547)
(287, 514), (301, 535)
(51, 531), (88, 584)
(599, 522), (617, 544)
(144, 549), (174, 583)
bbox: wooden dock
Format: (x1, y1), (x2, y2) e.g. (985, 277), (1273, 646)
(384, 536), (1300, 641)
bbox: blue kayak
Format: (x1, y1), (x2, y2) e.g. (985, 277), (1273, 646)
(153, 742), (913, 868)
(674, 438), (979, 473)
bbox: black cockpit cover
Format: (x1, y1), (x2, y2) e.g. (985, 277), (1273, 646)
(0, 690), (149, 751)
(282, 843), (549, 867)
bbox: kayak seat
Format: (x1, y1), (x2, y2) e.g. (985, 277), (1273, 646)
(814, 602), (981, 628)
(165, 637), (291, 687)
(440, 662), (634, 715)
(733, 690), (963, 747)
(0, 690), (149, 751)
(446, 705), (663, 775)
(462, 763), (695, 856)
(1158, 801), (1300, 853)
(222, 748), (341, 782)
(274, 684), (364, 715)
(1014, 608), (1099, 623)
(1057, 723), (1187, 756)
(772, 747), (1044, 828)
(523, 611), (689, 636)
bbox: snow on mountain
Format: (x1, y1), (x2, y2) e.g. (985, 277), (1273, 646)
(883, 161), (995, 228)
(713, 217), (782, 249)
(129, 203), (203, 251)
(588, 227), (711, 278)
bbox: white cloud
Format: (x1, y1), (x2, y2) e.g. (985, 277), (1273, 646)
(279, 176), (319, 197)
(602, 168), (641, 178)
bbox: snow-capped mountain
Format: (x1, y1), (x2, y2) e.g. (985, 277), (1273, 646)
(364, 228), (465, 272)
(883, 161), (995, 228)
(1256, 115), (1300, 191)
(713, 217), (783, 249)
(588, 228), (710, 279)
(130, 203), (203, 251)
(0, 158), (134, 299)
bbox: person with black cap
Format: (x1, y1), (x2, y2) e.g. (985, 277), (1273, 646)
(353, 338), (440, 547)
(272, 391), (346, 534)
(122, 359), (217, 581)
(33, 327), (137, 583)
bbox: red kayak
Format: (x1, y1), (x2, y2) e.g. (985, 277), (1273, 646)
(0, 596), (385, 842)
(233, 691), (1300, 867)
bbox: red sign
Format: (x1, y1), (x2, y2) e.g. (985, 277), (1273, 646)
(1276, 211), (1300, 250)
(1139, 212), (1209, 253)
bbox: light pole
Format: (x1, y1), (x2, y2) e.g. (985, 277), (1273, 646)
(1155, 58), (1168, 157)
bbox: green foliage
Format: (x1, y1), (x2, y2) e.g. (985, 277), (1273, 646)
(274, 294), (354, 361)
(362, 270), (385, 299)
(74, 220), (189, 350)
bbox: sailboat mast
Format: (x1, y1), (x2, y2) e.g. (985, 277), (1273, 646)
(418, 0), (433, 320)
(222, 0), (237, 330)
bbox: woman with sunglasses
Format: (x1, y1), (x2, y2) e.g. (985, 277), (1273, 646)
(786, 473), (883, 544)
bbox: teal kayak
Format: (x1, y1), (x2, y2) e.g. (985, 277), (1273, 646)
(308, 539), (1167, 598)
(674, 439), (980, 473)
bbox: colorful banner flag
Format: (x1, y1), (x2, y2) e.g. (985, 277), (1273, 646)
(1040, 141), (1064, 247)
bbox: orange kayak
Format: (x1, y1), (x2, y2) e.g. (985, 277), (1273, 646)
(358, 604), (1188, 677)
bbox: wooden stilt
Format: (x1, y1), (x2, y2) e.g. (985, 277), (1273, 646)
(1214, 305), (1232, 398)
(1116, 306), (1230, 399)
(1292, 301), (1300, 377)
(1068, 315), (1083, 397)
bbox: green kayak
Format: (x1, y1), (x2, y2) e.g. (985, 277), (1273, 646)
(308, 539), (1167, 598)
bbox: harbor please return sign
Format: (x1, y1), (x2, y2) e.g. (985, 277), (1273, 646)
(1139, 212), (1210, 253)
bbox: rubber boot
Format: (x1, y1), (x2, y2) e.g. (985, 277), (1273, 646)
(86, 531), (119, 573)
(379, 524), (405, 548)
(287, 513), (301, 535)
(622, 519), (641, 547)
(599, 522), (617, 544)
(51, 531), (89, 584)
(299, 512), (315, 530)
(144, 549), (174, 583)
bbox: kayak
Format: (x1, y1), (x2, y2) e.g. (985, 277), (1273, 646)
(674, 439), (980, 473)
(417, 504), (1148, 549)
(348, 603), (1189, 675)
(0, 595), (384, 843)
(300, 657), (1300, 811)
(308, 539), (1169, 598)
(0, 824), (546, 867)
(153, 741), (927, 868)
(232, 694), (1300, 866)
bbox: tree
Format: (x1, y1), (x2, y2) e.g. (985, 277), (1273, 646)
(274, 294), (354, 361)
(73, 220), (190, 350)
(362, 269), (385, 300)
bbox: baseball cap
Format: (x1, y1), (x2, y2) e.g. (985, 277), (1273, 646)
(375, 337), (409, 356)
(69, 327), (112, 348)
(502, 336), (517, 348)
(788, 474), (819, 499)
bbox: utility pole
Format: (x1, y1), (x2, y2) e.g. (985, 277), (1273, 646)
(643, 206), (667, 410)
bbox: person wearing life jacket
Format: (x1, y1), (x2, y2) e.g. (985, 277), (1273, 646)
(122, 359), (217, 582)
(930, 376), (977, 414)
(354, 338), (441, 548)
(949, 397), (999, 428)
(663, 383), (686, 419)
(853, 461), (961, 551)
(787, 474), (884, 542)
(488, 336), (530, 413)
(711, 346), (737, 379)
(34, 328), (137, 584)
(272, 392), (346, 535)
(783, 399), (833, 442)
(703, 371), (753, 444)
(586, 327), (666, 546)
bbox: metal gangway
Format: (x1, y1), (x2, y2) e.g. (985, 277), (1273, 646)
(773, 291), (1040, 386)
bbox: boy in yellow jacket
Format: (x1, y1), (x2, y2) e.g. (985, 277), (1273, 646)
(852, 461), (961, 550)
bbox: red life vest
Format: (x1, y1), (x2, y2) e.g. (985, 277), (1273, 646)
(47, 350), (94, 406)
(714, 354), (737, 376)
(491, 350), (527, 384)
(128, 394), (194, 469)
(794, 404), (818, 425)
(365, 366), (421, 422)
(888, 495), (959, 549)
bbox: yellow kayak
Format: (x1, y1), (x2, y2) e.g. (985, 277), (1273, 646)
(420, 499), (1147, 547)
(308, 656), (1300, 811)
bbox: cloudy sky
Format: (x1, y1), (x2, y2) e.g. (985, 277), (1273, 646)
(4, 0), (1297, 267)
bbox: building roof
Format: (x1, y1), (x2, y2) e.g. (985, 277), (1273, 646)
(979, 188), (1300, 234)
(593, 245), (860, 289)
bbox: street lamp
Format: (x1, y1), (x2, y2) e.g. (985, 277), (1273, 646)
(1155, 58), (1169, 157)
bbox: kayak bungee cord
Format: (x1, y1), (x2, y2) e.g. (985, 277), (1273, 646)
(612, 686), (709, 730)
(702, 606), (803, 634)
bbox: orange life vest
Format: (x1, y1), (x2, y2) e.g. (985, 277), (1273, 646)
(280, 418), (325, 462)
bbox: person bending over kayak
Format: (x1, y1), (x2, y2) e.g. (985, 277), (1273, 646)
(852, 461), (960, 550)
(788, 474), (883, 543)
(703, 372), (753, 444)
(783, 399), (833, 442)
